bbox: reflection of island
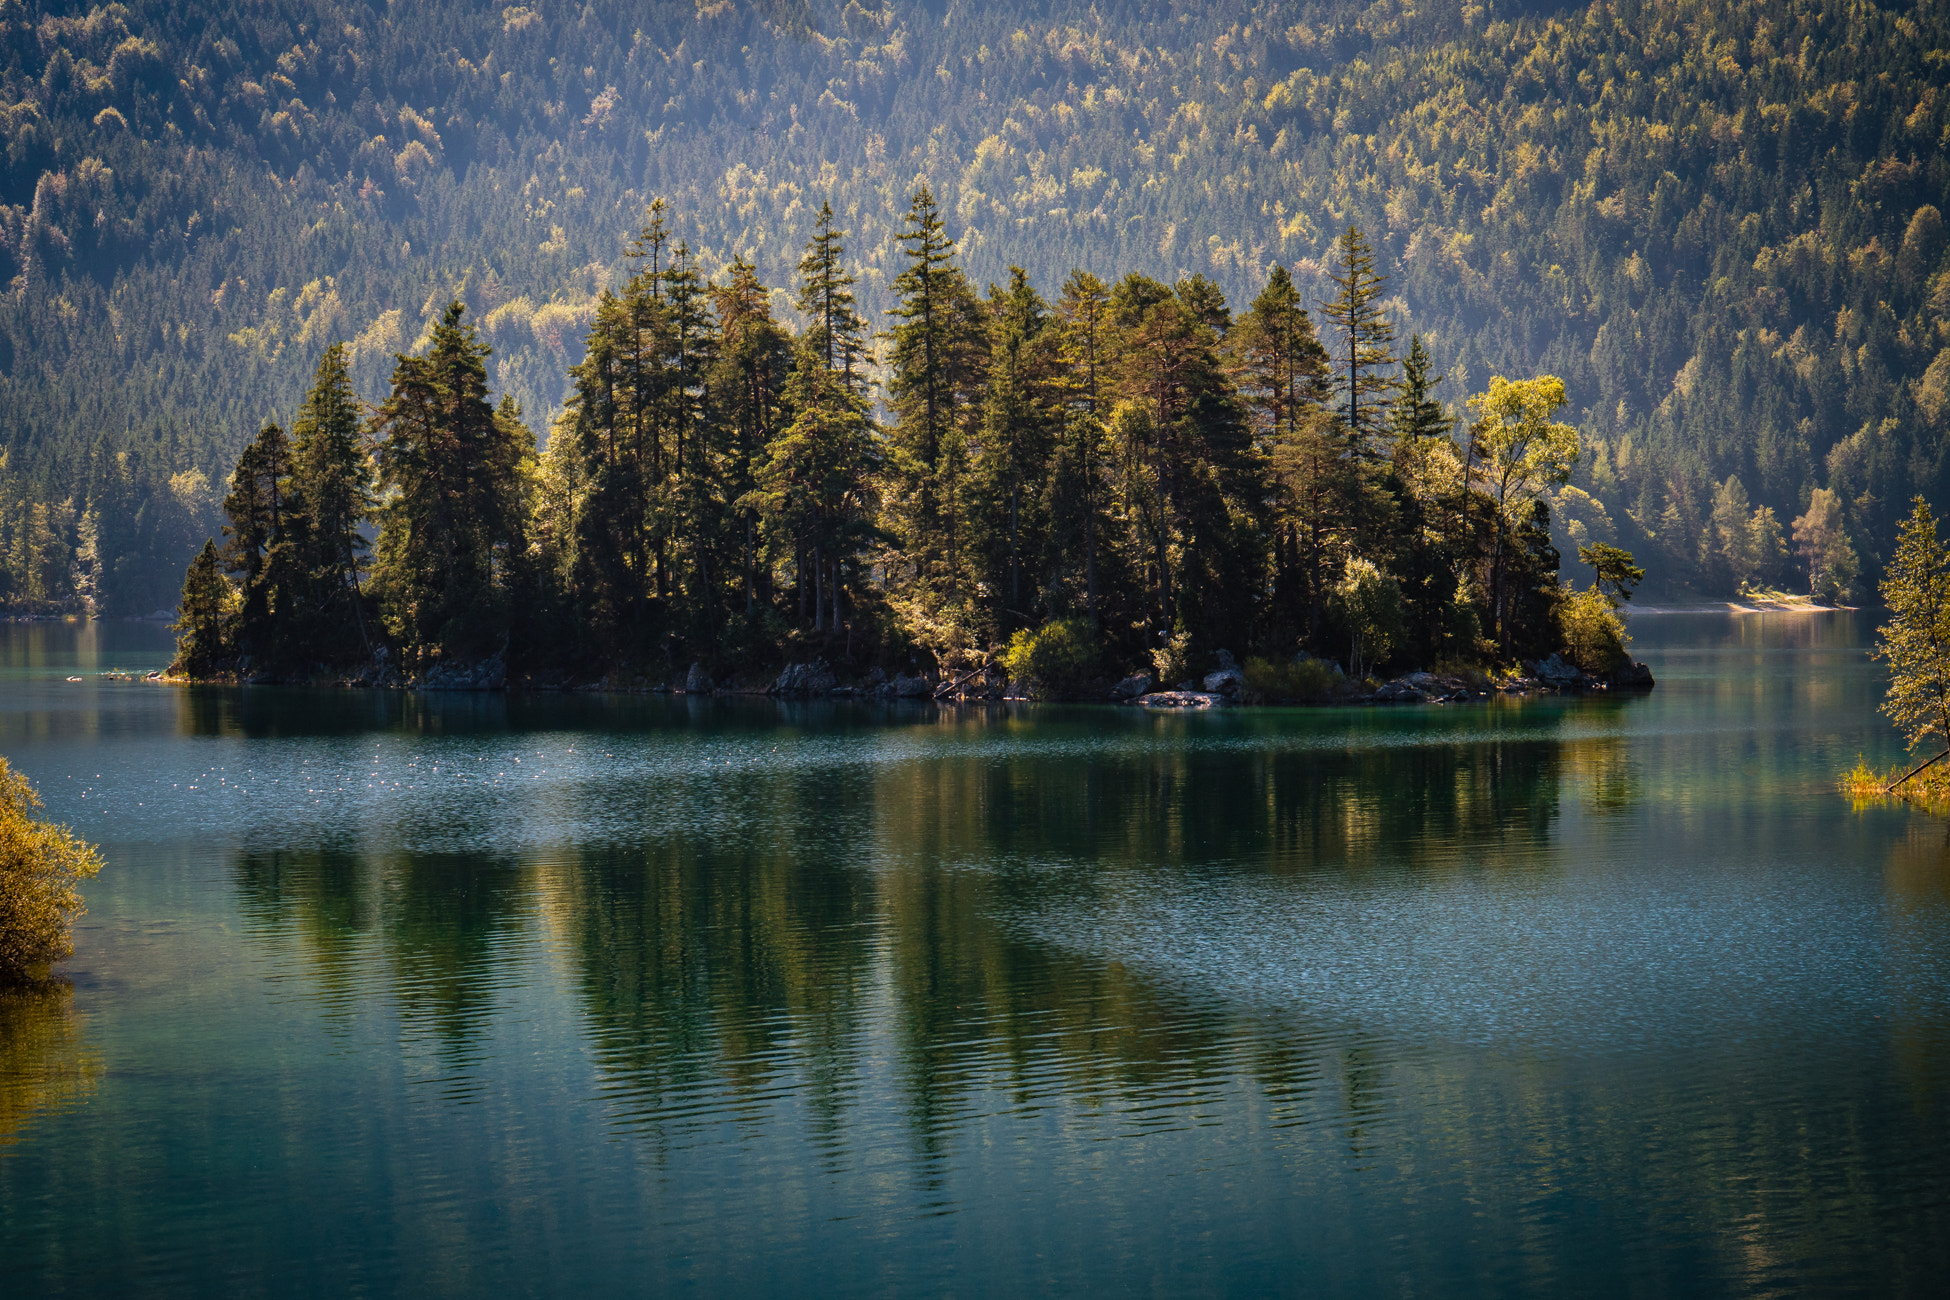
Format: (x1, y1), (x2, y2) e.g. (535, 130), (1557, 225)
(233, 847), (528, 1096)
(0, 984), (102, 1147)
(217, 709), (1940, 1283)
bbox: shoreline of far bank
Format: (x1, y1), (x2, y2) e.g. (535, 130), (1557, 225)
(1626, 598), (1857, 616)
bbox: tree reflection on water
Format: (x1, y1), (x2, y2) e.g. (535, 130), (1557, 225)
(0, 983), (101, 1147)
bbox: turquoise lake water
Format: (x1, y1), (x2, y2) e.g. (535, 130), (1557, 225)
(2, 612), (1947, 1295)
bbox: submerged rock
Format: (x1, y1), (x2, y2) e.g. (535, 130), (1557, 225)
(1374, 671), (1474, 703)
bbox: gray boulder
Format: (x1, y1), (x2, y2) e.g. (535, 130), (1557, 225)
(684, 661), (714, 693)
(1110, 672), (1151, 701)
(1202, 666), (1245, 697)
(772, 659), (838, 695)
(1608, 660), (1656, 690)
(420, 653), (506, 691)
(893, 672), (933, 698)
(1528, 653), (1585, 688)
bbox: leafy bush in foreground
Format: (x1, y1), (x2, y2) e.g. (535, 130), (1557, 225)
(0, 758), (104, 984)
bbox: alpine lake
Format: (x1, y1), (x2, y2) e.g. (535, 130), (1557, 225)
(2, 611), (1948, 1296)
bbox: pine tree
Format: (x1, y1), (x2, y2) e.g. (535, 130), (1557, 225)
(288, 343), (374, 656)
(1319, 227), (1398, 462)
(1388, 336), (1452, 447)
(172, 538), (228, 677)
(884, 186), (988, 617)
(710, 257), (792, 615)
(745, 338), (880, 634)
(220, 421), (295, 660)
(370, 301), (532, 663)
(973, 267), (1059, 631)
(797, 201), (870, 387)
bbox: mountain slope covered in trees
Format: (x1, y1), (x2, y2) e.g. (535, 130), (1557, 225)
(4, 0), (1950, 614)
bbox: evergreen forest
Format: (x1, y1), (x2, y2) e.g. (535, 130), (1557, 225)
(4, 0), (1949, 640)
(168, 201), (1633, 690)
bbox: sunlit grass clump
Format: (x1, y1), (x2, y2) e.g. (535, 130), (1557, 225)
(1840, 755), (1950, 808)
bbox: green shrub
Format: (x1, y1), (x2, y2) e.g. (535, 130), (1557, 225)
(0, 758), (105, 984)
(1242, 656), (1342, 702)
(1329, 558), (1404, 680)
(1001, 618), (1101, 695)
(1558, 587), (1629, 674)
(1149, 628), (1194, 687)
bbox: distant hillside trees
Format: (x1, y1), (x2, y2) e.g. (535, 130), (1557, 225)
(9, 0), (1950, 614)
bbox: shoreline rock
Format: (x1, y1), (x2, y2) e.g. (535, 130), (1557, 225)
(1135, 690), (1226, 709)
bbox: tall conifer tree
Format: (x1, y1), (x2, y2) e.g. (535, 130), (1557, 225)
(1320, 227), (1398, 461)
(371, 301), (533, 662)
(289, 343), (374, 653)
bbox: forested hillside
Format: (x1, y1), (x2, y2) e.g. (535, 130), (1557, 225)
(4, 0), (1950, 614)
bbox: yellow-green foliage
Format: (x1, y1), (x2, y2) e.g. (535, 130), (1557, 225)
(1001, 617), (1100, 693)
(1559, 587), (1630, 674)
(1840, 755), (1950, 809)
(1149, 629), (1194, 689)
(0, 983), (102, 1145)
(0, 758), (105, 984)
(1242, 656), (1341, 703)
(1874, 498), (1950, 753)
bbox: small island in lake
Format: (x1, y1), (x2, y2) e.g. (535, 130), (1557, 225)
(160, 215), (1657, 703)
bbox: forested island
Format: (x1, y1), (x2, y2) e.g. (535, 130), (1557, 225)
(161, 192), (1655, 698)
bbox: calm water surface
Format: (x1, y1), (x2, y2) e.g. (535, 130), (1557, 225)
(2, 613), (1947, 1295)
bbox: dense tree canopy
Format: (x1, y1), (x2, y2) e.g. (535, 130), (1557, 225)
(163, 197), (1627, 687)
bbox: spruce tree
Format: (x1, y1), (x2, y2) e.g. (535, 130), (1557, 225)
(371, 301), (532, 663)
(1319, 227), (1398, 461)
(710, 258), (792, 615)
(288, 344), (374, 656)
(884, 186), (987, 618)
(220, 421), (295, 660)
(745, 338), (879, 634)
(797, 201), (869, 387)
(561, 290), (643, 640)
(172, 539), (228, 677)
(1229, 265), (1330, 448)
(974, 268), (1059, 631)
(1388, 337), (1451, 447)
(1053, 270), (1115, 616)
